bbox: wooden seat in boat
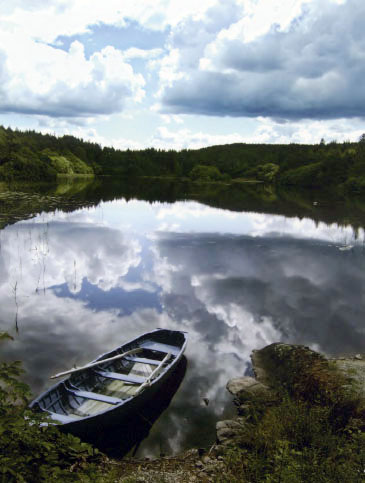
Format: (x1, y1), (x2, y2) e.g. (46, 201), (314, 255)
(140, 341), (180, 355)
(67, 389), (122, 405)
(94, 370), (146, 384)
(124, 355), (161, 366)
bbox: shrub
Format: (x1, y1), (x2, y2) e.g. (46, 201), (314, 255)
(255, 163), (280, 182)
(279, 162), (323, 187)
(0, 333), (104, 482)
(42, 150), (94, 176)
(189, 164), (223, 181)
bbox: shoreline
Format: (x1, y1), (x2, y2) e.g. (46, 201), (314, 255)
(105, 343), (365, 482)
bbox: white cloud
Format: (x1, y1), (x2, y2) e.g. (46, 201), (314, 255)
(160, 0), (365, 121)
(150, 126), (247, 149)
(38, 123), (146, 150)
(0, 36), (145, 118)
(225, 0), (314, 44)
(123, 47), (164, 60)
(1, 0), (364, 145)
(242, 117), (365, 144)
(146, 115), (365, 149)
(31, 113), (365, 151)
(2, 0), (218, 43)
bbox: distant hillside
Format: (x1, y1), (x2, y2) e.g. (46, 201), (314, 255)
(1, 126), (365, 192)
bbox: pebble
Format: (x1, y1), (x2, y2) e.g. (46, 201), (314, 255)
(355, 354), (362, 360)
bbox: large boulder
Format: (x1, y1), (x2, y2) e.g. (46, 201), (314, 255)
(251, 343), (365, 407)
(251, 342), (326, 388)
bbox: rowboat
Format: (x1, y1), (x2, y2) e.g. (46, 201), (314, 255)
(29, 328), (187, 437)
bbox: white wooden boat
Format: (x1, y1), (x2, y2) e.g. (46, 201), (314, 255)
(29, 329), (187, 436)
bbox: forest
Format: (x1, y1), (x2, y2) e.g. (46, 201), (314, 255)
(1, 125), (365, 192)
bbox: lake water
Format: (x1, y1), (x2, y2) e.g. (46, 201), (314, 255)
(1, 179), (365, 457)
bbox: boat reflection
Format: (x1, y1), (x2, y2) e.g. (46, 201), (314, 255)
(80, 356), (187, 458)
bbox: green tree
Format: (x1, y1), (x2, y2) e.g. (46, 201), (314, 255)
(256, 163), (280, 182)
(189, 164), (223, 181)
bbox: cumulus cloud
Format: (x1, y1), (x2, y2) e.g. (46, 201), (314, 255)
(2, 0), (218, 43)
(0, 35), (145, 118)
(1, 0), (364, 145)
(150, 126), (247, 149)
(160, 0), (365, 121)
(240, 117), (365, 144)
(34, 122), (146, 150)
(123, 47), (163, 60)
(144, 115), (365, 150)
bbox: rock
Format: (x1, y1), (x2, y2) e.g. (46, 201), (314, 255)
(251, 342), (327, 388)
(226, 377), (258, 395)
(251, 343), (365, 407)
(202, 456), (211, 464)
(226, 376), (276, 404)
(332, 358), (365, 402)
(216, 419), (244, 431)
(216, 419), (245, 444)
(195, 461), (203, 469)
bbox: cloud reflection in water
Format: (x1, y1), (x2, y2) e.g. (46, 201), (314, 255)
(0, 200), (364, 456)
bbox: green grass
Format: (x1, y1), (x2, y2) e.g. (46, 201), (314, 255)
(219, 398), (365, 482)
(218, 353), (365, 483)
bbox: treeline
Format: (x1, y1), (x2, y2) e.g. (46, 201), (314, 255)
(1, 125), (365, 192)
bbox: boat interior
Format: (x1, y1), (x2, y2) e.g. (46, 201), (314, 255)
(35, 339), (182, 424)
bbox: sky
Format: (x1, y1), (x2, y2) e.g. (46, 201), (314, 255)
(0, 0), (365, 150)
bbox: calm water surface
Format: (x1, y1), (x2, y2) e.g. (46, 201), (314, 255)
(1, 182), (365, 457)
